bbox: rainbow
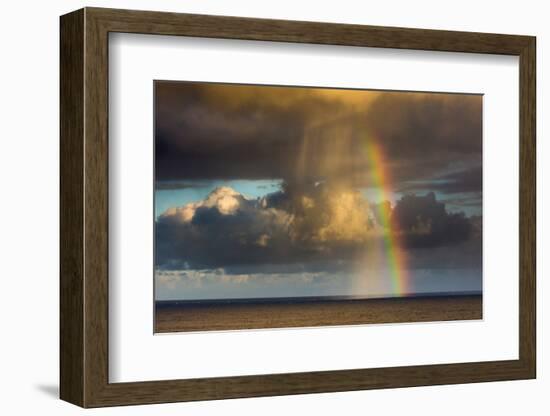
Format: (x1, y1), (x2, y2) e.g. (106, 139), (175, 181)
(364, 140), (410, 296)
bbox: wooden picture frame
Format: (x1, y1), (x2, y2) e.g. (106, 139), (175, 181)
(60, 7), (536, 408)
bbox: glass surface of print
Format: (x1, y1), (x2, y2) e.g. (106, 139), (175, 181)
(154, 81), (482, 332)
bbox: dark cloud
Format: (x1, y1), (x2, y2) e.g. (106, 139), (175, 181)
(361, 93), (482, 184)
(155, 81), (482, 192)
(445, 196), (483, 207)
(399, 166), (482, 195)
(156, 186), (477, 271)
(393, 192), (472, 248)
(156, 187), (293, 269)
(154, 181), (205, 190)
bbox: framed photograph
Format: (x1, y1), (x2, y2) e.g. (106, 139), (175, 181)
(60, 7), (536, 407)
(152, 81), (485, 333)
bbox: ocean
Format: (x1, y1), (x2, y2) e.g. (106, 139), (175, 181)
(155, 292), (482, 333)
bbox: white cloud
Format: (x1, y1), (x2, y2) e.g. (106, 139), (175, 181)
(154, 267), (347, 300)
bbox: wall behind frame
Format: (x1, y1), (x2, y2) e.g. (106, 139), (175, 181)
(0, 0), (546, 415)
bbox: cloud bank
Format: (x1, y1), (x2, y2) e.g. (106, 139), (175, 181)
(155, 82), (482, 194)
(156, 185), (477, 271)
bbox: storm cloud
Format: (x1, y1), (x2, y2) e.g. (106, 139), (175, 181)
(155, 81), (482, 192)
(156, 185), (477, 271)
(393, 192), (473, 248)
(399, 166), (483, 195)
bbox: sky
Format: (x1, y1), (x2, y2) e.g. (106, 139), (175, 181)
(154, 81), (482, 301)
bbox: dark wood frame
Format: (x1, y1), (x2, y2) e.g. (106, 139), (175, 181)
(60, 7), (536, 408)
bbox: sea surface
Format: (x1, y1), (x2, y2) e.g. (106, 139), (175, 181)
(155, 292), (482, 333)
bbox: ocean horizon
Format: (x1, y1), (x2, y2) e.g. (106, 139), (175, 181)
(155, 291), (482, 307)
